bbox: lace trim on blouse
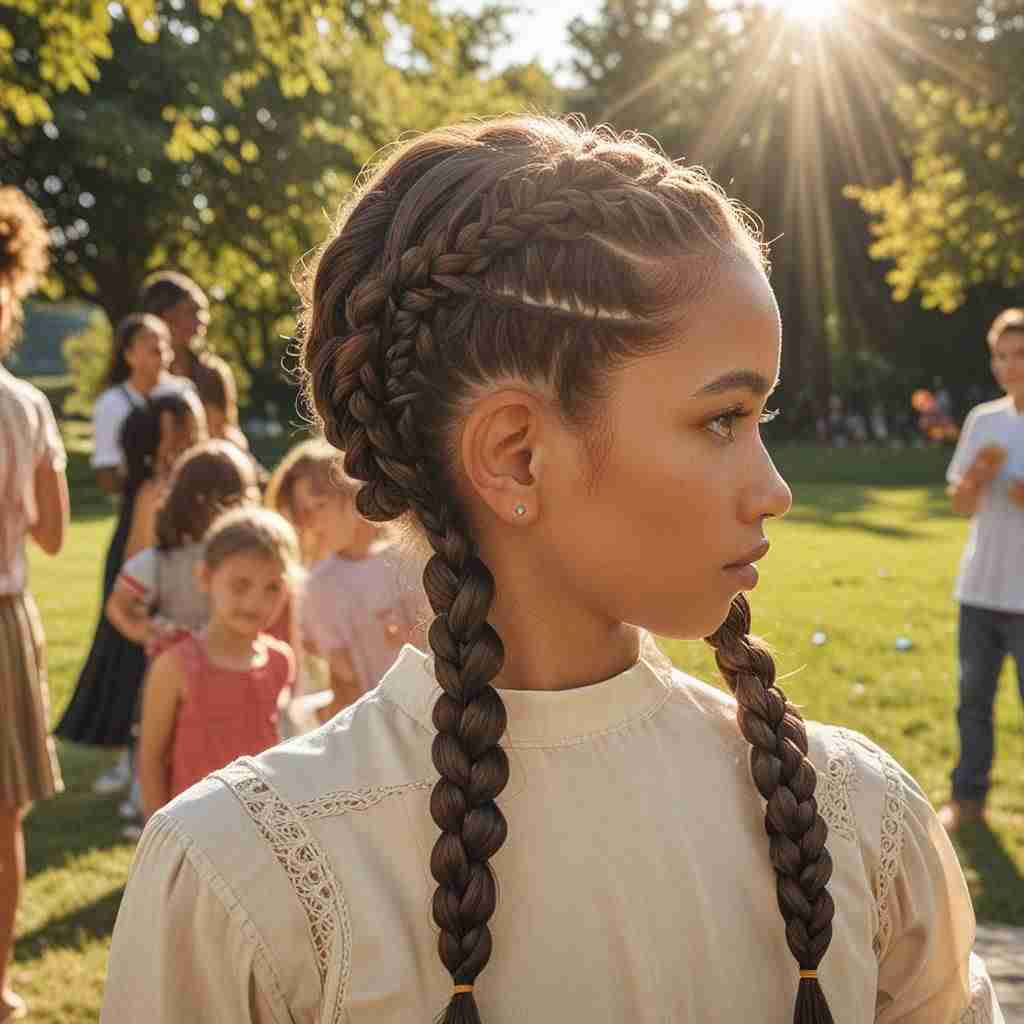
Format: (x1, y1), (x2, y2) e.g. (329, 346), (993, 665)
(214, 759), (353, 1023)
(294, 781), (433, 820)
(214, 760), (434, 1022)
(837, 732), (907, 960)
(960, 954), (996, 1024)
(818, 727), (859, 844)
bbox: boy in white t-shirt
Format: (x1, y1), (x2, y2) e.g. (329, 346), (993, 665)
(940, 308), (1024, 831)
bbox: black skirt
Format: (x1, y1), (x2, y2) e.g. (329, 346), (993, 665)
(54, 491), (147, 747)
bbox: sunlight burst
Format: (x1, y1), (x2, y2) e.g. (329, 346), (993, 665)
(776, 0), (842, 23)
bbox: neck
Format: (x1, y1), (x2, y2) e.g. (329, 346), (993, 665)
(203, 618), (259, 661)
(171, 344), (194, 376)
(129, 372), (156, 396)
(1012, 392), (1024, 414)
(474, 535), (640, 692)
(340, 519), (384, 560)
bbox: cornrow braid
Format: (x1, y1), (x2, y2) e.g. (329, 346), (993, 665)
(707, 594), (835, 1023)
(301, 116), (834, 1024)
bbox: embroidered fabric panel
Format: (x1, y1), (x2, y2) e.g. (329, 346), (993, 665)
(214, 759), (352, 1024)
(818, 727), (859, 844)
(841, 733), (907, 960)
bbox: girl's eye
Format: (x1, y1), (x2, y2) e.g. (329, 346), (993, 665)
(706, 407), (779, 442)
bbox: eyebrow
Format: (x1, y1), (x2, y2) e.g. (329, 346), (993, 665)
(691, 370), (778, 398)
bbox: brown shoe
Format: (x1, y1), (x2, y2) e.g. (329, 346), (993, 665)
(937, 799), (986, 833)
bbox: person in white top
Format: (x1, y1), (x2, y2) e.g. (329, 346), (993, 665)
(91, 313), (198, 496)
(0, 186), (70, 1024)
(103, 118), (1003, 1024)
(940, 308), (1024, 832)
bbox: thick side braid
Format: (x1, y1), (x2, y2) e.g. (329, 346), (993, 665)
(302, 116), (835, 1024)
(707, 594), (836, 1023)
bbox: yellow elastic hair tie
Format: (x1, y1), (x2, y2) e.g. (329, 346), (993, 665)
(799, 970), (818, 980)
(453, 985), (474, 995)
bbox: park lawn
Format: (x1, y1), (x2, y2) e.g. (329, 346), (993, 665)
(13, 466), (1024, 1023)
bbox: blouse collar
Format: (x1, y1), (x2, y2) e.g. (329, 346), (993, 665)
(381, 633), (675, 747)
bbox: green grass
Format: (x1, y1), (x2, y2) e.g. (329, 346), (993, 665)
(12, 445), (1024, 1022)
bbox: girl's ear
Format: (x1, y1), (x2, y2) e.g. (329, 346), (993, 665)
(459, 387), (547, 527)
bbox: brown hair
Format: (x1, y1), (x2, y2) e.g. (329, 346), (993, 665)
(0, 186), (50, 357)
(194, 359), (238, 421)
(103, 313), (172, 389)
(264, 437), (358, 523)
(988, 307), (1024, 347)
(156, 440), (257, 550)
(203, 506), (300, 577)
(299, 116), (834, 1024)
(139, 269), (208, 317)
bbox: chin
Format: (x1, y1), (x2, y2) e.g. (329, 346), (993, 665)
(641, 598), (736, 644)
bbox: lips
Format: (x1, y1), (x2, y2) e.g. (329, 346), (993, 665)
(724, 539), (771, 569)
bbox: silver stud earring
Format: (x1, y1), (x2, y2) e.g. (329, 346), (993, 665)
(514, 503), (527, 518)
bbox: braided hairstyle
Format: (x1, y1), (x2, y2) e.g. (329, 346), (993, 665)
(299, 116), (834, 1024)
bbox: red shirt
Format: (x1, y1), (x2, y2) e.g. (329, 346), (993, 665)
(168, 632), (294, 798)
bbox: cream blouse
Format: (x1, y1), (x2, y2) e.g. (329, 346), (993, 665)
(102, 638), (1003, 1024)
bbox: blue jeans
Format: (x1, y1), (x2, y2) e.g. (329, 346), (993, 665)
(952, 604), (1024, 803)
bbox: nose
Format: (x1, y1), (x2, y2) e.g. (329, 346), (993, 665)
(741, 443), (793, 524)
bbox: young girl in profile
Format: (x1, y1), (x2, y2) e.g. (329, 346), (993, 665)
(137, 507), (298, 820)
(105, 118), (1003, 1024)
(57, 393), (204, 756)
(106, 440), (259, 658)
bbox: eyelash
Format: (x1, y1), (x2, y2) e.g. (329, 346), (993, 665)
(707, 405), (779, 441)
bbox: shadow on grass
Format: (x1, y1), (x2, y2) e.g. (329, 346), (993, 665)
(25, 744), (127, 878)
(780, 481), (964, 540)
(953, 821), (1024, 924)
(14, 886), (124, 961)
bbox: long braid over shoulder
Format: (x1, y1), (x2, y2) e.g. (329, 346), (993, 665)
(299, 116), (834, 1024)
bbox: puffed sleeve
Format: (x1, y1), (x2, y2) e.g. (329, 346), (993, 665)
(102, 812), (292, 1024)
(875, 759), (1004, 1023)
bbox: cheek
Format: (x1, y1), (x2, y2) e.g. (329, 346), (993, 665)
(540, 432), (735, 630)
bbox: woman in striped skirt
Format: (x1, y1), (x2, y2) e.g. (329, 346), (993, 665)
(0, 187), (70, 1022)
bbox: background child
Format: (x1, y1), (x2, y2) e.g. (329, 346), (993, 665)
(106, 440), (258, 659)
(265, 437), (340, 566)
(290, 451), (426, 730)
(90, 314), (199, 498)
(941, 307), (1024, 831)
(137, 508), (298, 820)
(56, 393), (203, 758)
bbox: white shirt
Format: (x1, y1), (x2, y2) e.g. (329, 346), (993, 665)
(0, 365), (67, 595)
(103, 638), (1003, 1024)
(947, 396), (1024, 613)
(91, 373), (197, 470)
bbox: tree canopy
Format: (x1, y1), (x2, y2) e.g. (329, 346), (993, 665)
(1, 0), (551, 407)
(849, 21), (1024, 313)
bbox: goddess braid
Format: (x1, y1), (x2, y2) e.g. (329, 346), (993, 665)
(707, 594), (835, 1023)
(303, 117), (835, 1024)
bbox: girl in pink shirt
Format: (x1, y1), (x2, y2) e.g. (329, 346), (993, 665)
(137, 508), (299, 818)
(274, 444), (427, 732)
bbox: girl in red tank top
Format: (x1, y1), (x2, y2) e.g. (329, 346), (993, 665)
(137, 507), (299, 819)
